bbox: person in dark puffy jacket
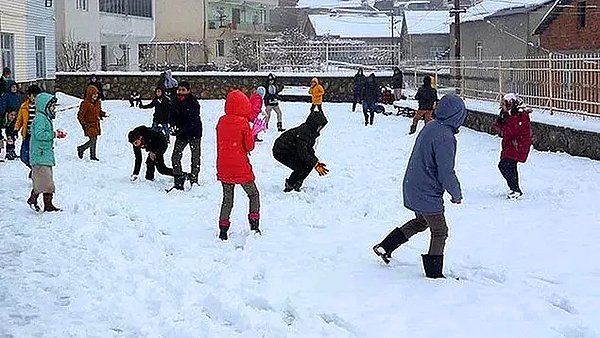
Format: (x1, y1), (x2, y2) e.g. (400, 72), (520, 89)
(0, 81), (21, 159)
(352, 68), (366, 112)
(373, 94), (465, 279)
(361, 74), (380, 126)
(391, 67), (404, 101)
(169, 81), (202, 189)
(0, 67), (12, 97)
(411, 75), (438, 134)
(128, 125), (173, 182)
(140, 87), (171, 142)
(216, 90), (261, 240)
(492, 93), (533, 199)
(272, 110), (329, 192)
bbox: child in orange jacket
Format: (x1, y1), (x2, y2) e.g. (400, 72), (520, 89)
(308, 78), (324, 114)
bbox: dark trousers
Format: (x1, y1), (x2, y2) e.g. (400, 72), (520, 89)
(78, 137), (97, 158)
(152, 122), (170, 144)
(310, 104), (323, 114)
(20, 135), (30, 167)
(273, 151), (313, 187)
(363, 101), (376, 125)
(219, 181), (260, 220)
(129, 98), (142, 107)
(172, 137), (201, 181)
(146, 153), (174, 180)
(352, 92), (362, 112)
(381, 213), (448, 256)
(498, 159), (521, 193)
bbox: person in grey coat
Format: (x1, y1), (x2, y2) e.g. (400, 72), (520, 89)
(372, 94), (465, 279)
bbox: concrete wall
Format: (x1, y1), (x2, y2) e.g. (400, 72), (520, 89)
(403, 33), (449, 60)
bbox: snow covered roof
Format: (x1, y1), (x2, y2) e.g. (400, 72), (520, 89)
(461, 0), (553, 23)
(309, 13), (401, 38)
(298, 0), (367, 9)
(403, 10), (450, 35)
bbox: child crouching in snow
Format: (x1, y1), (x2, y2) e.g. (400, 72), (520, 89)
(216, 90), (261, 240)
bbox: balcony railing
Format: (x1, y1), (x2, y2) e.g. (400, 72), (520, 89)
(208, 20), (267, 32)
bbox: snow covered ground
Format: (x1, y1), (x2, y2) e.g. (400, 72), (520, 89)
(1, 96), (599, 337)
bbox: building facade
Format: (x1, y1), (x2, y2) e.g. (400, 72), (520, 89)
(0, 0), (56, 84)
(55, 0), (155, 71)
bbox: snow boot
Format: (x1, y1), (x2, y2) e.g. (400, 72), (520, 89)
(421, 254), (445, 279)
(219, 219), (230, 240)
(249, 213), (261, 234)
(373, 227), (408, 264)
(409, 124), (417, 135)
(90, 156), (100, 161)
(43, 193), (62, 212)
(76, 146), (84, 159)
(173, 174), (186, 191)
(27, 190), (40, 212)
(507, 190), (523, 200)
(277, 122), (286, 132)
(6, 149), (18, 160)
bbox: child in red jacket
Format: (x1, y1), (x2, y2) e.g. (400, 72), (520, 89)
(493, 93), (533, 199)
(216, 90), (260, 240)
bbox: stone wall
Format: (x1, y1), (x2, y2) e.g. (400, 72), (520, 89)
(55, 73), (600, 161)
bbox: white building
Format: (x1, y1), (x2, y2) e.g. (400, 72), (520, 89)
(55, 0), (155, 71)
(0, 0), (56, 84)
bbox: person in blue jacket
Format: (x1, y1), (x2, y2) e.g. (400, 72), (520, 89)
(372, 94), (466, 279)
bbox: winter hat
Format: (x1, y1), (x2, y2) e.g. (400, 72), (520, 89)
(423, 76), (432, 87)
(178, 81), (191, 90)
(2, 67), (11, 76)
(256, 86), (266, 97)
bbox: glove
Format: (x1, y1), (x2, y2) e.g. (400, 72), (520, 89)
(130, 174), (138, 182)
(169, 125), (179, 136)
(314, 162), (329, 176)
(451, 198), (462, 204)
(55, 129), (68, 139)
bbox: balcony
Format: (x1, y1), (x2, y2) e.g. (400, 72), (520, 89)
(207, 20), (269, 33)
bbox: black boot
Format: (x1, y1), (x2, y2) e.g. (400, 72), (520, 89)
(277, 122), (286, 132)
(373, 227), (408, 264)
(27, 190), (40, 212)
(77, 146), (84, 159)
(409, 124), (417, 135)
(249, 218), (261, 234)
(219, 228), (228, 240)
(421, 254), (446, 279)
(173, 174), (186, 191)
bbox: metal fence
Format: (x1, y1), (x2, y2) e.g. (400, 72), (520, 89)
(399, 53), (600, 117)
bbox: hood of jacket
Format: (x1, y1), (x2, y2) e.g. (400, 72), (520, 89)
(85, 85), (99, 102)
(311, 78), (320, 86)
(225, 90), (251, 118)
(35, 93), (56, 120)
(435, 94), (466, 133)
(305, 110), (328, 133)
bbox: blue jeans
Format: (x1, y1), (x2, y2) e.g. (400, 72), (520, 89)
(20, 135), (31, 167)
(152, 122), (170, 143)
(363, 101), (376, 124)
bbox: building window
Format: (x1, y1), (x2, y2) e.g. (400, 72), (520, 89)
(99, 0), (152, 18)
(577, 0), (586, 29)
(216, 40), (225, 57)
(35, 37), (46, 78)
(76, 0), (88, 10)
(117, 44), (129, 66)
(430, 46), (445, 59)
(1, 33), (15, 73)
(476, 40), (483, 61)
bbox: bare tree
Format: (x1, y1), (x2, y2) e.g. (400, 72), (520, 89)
(58, 39), (95, 72)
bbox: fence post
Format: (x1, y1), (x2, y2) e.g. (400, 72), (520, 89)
(498, 56), (502, 96)
(548, 52), (554, 115)
(414, 57), (417, 88)
(256, 40), (261, 71)
(434, 57), (439, 88)
(184, 42), (189, 72)
(325, 42), (330, 72)
(461, 56), (466, 96)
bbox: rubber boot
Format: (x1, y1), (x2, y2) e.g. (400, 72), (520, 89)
(219, 219), (230, 240)
(421, 254), (446, 279)
(27, 190), (40, 212)
(373, 227), (408, 264)
(249, 213), (261, 234)
(43, 193), (62, 212)
(277, 122), (286, 132)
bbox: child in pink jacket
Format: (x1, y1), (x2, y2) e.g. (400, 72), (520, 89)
(249, 87), (266, 142)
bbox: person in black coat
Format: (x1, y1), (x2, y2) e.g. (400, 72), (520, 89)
(391, 67), (404, 101)
(140, 87), (171, 142)
(410, 75), (438, 134)
(362, 74), (380, 126)
(88, 75), (105, 100)
(352, 68), (366, 112)
(0, 67), (12, 98)
(128, 125), (174, 181)
(169, 81), (202, 189)
(272, 110), (329, 192)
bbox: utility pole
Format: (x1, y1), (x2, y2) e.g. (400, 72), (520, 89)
(450, 0), (465, 91)
(391, 9), (395, 65)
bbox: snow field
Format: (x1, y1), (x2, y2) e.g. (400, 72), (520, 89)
(0, 97), (599, 337)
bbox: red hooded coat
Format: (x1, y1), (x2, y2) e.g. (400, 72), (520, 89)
(494, 111), (533, 163)
(249, 92), (263, 121)
(216, 90), (256, 184)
